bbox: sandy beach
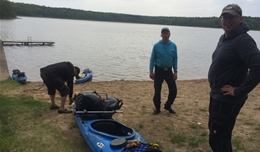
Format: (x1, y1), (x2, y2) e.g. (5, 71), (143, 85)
(2, 78), (260, 151)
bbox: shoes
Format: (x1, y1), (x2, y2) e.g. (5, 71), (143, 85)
(164, 106), (176, 114)
(153, 109), (161, 115)
(58, 109), (72, 114)
(50, 105), (60, 110)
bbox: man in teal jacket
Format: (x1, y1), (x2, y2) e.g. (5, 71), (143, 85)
(149, 27), (178, 115)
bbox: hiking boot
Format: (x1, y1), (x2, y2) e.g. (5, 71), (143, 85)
(164, 106), (176, 114)
(153, 109), (161, 115)
(58, 109), (72, 114)
(50, 105), (60, 110)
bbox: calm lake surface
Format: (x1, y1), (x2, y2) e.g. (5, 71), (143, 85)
(1, 16), (260, 82)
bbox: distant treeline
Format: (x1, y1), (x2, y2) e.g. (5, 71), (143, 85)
(0, 0), (16, 18)
(2, 1), (260, 31)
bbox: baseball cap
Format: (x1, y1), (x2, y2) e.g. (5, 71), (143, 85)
(161, 27), (170, 33)
(220, 4), (242, 17)
(74, 66), (80, 79)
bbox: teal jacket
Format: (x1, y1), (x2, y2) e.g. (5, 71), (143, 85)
(149, 40), (178, 72)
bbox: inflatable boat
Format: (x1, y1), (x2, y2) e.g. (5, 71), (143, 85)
(73, 91), (148, 152)
(75, 68), (92, 84)
(12, 69), (27, 84)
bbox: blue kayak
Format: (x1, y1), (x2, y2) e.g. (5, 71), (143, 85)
(74, 116), (146, 152)
(75, 68), (92, 84)
(73, 91), (146, 152)
(12, 69), (27, 84)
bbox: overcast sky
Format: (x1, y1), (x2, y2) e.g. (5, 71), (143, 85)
(11, 0), (260, 17)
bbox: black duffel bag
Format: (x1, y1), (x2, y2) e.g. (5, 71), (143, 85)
(74, 92), (123, 120)
(74, 92), (103, 111)
(74, 92), (104, 120)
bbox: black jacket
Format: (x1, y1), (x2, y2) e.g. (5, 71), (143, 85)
(208, 22), (260, 103)
(41, 62), (75, 98)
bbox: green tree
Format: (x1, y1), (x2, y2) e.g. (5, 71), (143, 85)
(0, 0), (16, 19)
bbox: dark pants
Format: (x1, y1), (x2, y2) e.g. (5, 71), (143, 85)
(153, 66), (177, 110)
(208, 98), (245, 152)
(40, 71), (69, 97)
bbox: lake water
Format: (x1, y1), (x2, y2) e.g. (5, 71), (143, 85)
(1, 16), (260, 82)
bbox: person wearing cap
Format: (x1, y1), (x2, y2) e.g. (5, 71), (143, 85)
(40, 61), (80, 114)
(208, 4), (260, 151)
(149, 27), (178, 115)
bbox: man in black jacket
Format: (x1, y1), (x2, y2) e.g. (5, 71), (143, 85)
(40, 62), (80, 114)
(207, 4), (260, 151)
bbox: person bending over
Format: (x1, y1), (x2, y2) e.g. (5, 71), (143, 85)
(40, 61), (80, 114)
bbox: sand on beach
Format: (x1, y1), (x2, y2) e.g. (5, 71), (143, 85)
(3, 79), (260, 151)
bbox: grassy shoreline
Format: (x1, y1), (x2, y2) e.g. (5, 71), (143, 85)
(0, 79), (90, 152)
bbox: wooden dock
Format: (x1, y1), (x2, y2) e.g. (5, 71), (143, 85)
(0, 40), (10, 80)
(2, 40), (55, 46)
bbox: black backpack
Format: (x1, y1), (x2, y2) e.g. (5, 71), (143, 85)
(103, 97), (123, 111)
(12, 69), (20, 75)
(17, 72), (25, 77)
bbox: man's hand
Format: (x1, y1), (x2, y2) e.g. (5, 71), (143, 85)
(221, 85), (236, 96)
(149, 72), (155, 80)
(173, 73), (177, 80)
(69, 98), (73, 105)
